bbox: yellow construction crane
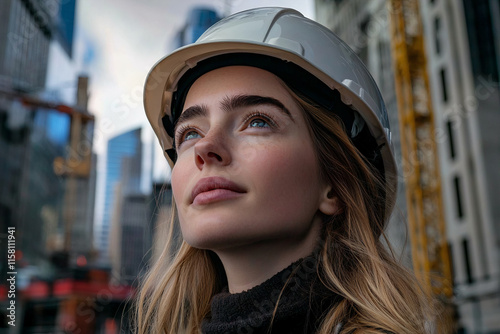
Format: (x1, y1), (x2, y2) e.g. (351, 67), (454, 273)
(388, 0), (454, 331)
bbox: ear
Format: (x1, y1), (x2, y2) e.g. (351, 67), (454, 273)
(319, 187), (341, 216)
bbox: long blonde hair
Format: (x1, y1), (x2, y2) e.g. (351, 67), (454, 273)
(134, 83), (434, 333)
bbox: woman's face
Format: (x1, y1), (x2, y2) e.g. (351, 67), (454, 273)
(171, 66), (333, 251)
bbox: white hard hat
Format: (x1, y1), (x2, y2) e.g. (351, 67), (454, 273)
(144, 7), (397, 215)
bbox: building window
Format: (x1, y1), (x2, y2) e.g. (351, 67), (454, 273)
(462, 0), (499, 83)
(446, 120), (456, 159)
(462, 238), (474, 284)
(453, 176), (464, 219)
(434, 16), (441, 55)
(440, 68), (449, 102)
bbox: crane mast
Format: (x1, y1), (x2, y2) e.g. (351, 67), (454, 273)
(388, 0), (454, 329)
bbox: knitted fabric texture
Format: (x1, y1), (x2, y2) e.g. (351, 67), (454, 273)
(201, 255), (340, 334)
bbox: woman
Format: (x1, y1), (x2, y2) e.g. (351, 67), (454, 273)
(137, 7), (432, 334)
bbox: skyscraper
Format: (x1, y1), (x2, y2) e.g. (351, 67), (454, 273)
(0, 0), (53, 92)
(172, 7), (220, 49)
(0, 0), (90, 272)
(110, 191), (151, 285)
(97, 128), (143, 266)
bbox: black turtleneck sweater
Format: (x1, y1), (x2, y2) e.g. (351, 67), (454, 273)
(201, 256), (341, 334)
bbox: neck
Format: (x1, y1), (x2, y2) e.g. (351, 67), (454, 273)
(214, 219), (322, 293)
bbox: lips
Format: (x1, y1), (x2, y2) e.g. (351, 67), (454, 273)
(191, 176), (246, 205)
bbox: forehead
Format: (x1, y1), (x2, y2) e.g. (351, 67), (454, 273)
(183, 66), (296, 109)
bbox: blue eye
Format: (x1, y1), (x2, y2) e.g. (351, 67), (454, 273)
(183, 130), (201, 141)
(248, 118), (270, 128)
(175, 127), (201, 149)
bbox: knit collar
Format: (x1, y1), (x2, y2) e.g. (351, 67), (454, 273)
(201, 254), (340, 334)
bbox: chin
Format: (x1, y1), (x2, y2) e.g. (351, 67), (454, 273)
(184, 238), (235, 252)
(182, 228), (267, 252)
(178, 213), (250, 250)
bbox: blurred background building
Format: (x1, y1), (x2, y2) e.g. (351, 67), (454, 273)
(0, 0), (94, 275)
(98, 128), (143, 267)
(315, 0), (500, 332)
(0, 0), (132, 332)
(100, 127), (153, 285)
(172, 7), (220, 49)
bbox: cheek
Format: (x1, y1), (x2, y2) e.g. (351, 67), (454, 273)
(252, 142), (321, 198)
(171, 167), (181, 198)
(171, 165), (190, 236)
(171, 159), (191, 204)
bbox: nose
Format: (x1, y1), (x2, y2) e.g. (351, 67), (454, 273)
(194, 128), (231, 169)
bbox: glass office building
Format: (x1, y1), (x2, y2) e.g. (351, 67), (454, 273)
(97, 128), (142, 266)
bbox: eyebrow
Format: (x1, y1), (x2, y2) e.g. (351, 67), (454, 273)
(221, 94), (294, 121)
(174, 94), (294, 133)
(175, 104), (208, 134)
